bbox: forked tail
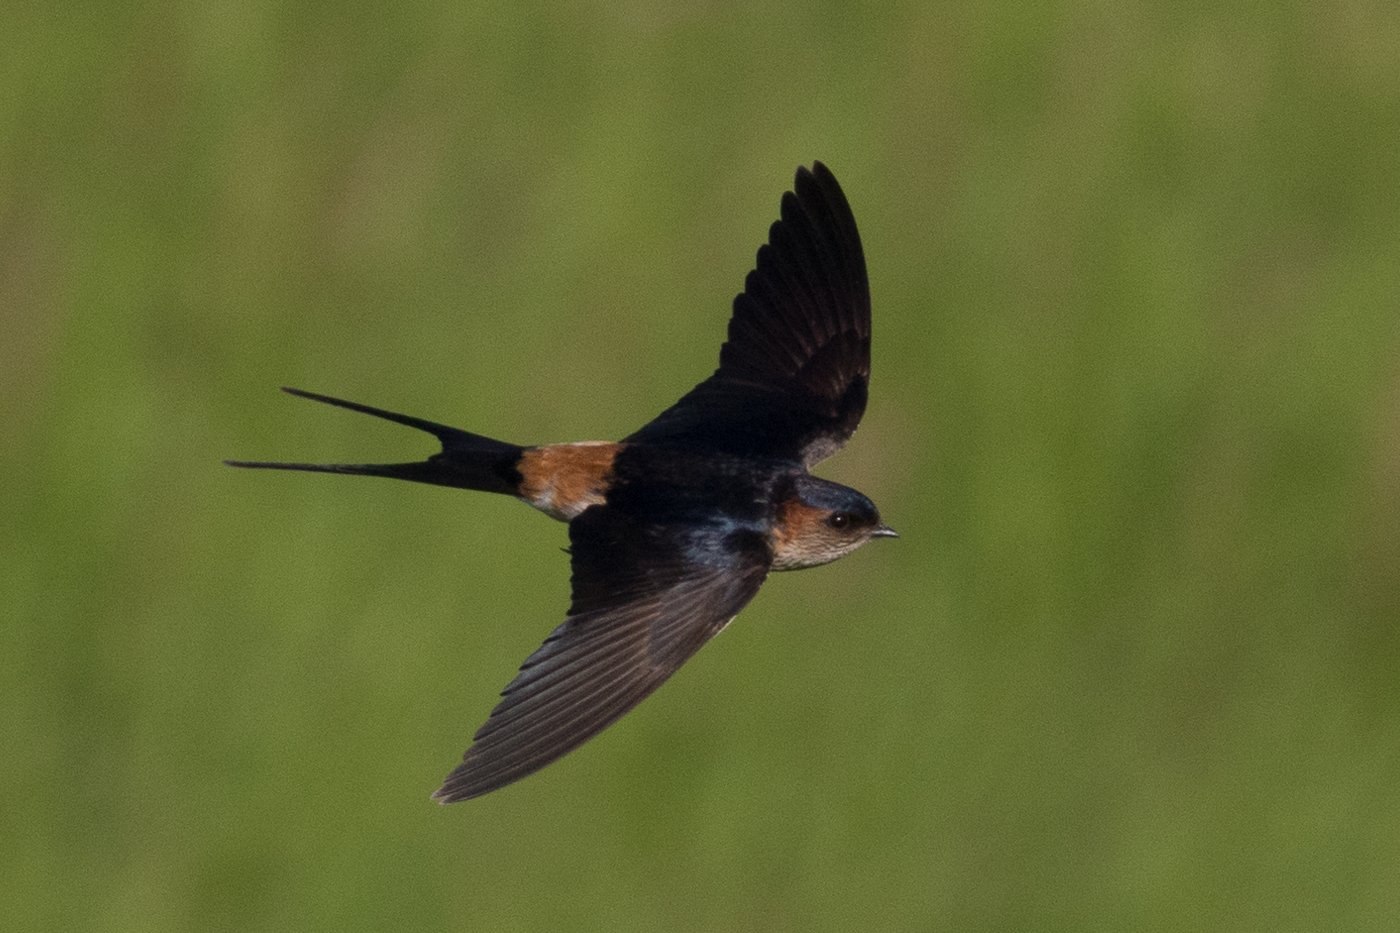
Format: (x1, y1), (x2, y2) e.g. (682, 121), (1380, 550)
(226, 387), (524, 495)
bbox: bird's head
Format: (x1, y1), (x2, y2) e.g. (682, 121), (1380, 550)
(769, 474), (897, 571)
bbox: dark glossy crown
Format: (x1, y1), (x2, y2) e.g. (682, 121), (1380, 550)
(789, 474), (882, 525)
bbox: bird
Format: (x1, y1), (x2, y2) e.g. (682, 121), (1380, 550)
(227, 162), (895, 802)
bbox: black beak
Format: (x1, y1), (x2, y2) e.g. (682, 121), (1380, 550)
(871, 524), (899, 539)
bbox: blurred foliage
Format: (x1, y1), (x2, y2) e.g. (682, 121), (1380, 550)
(5, 2), (1400, 930)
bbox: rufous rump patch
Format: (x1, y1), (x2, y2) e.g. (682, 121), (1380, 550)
(517, 442), (622, 521)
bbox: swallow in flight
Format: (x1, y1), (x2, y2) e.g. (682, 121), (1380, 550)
(228, 162), (895, 801)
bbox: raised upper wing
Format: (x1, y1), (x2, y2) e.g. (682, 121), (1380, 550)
(433, 506), (771, 802)
(626, 162), (871, 466)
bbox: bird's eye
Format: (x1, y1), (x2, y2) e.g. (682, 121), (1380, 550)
(828, 513), (851, 530)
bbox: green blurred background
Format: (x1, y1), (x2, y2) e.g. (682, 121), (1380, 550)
(6, 3), (1400, 930)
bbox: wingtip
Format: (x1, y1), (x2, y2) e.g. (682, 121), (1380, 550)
(792, 161), (851, 222)
(797, 160), (834, 185)
(431, 776), (483, 805)
(431, 759), (490, 804)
